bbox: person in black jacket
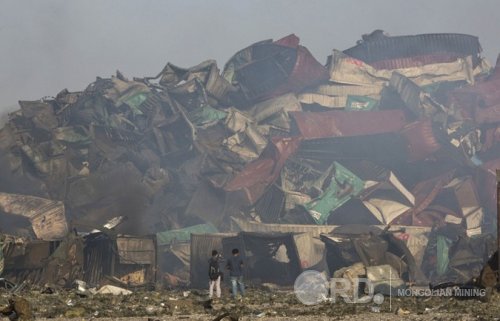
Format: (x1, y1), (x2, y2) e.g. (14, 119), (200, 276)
(226, 248), (245, 299)
(208, 250), (222, 298)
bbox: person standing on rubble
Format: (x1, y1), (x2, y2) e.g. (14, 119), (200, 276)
(226, 248), (245, 299)
(208, 250), (222, 299)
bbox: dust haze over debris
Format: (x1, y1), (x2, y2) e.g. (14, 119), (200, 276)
(0, 0), (499, 111)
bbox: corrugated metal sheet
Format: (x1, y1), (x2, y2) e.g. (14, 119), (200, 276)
(225, 34), (328, 103)
(291, 110), (407, 140)
(401, 120), (442, 162)
(474, 104), (500, 124)
(450, 59), (500, 110)
(116, 236), (156, 265)
(343, 33), (481, 65)
(370, 53), (463, 70)
(296, 134), (408, 164)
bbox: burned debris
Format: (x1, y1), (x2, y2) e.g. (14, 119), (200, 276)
(0, 31), (500, 317)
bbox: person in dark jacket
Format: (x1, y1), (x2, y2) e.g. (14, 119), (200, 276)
(208, 250), (222, 298)
(226, 248), (245, 299)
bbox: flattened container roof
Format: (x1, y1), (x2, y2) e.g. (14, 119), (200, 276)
(343, 33), (481, 65)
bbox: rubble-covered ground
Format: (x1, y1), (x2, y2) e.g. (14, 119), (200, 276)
(3, 287), (500, 321)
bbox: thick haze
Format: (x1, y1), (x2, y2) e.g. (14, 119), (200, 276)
(1, 0), (499, 112)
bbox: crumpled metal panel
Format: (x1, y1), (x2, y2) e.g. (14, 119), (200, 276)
(329, 50), (478, 87)
(475, 158), (500, 214)
(159, 60), (235, 103)
(224, 136), (302, 205)
(291, 110), (407, 140)
(389, 72), (442, 118)
(223, 34), (328, 103)
(360, 171), (415, 225)
(18, 100), (59, 131)
(0, 193), (68, 240)
(247, 93), (302, 130)
(450, 58), (500, 110)
(303, 162), (365, 224)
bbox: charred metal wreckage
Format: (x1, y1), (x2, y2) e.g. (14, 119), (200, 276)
(0, 32), (500, 299)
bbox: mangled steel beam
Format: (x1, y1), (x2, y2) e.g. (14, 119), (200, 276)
(0, 193), (68, 240)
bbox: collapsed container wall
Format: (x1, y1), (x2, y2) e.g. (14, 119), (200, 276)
(83, 233), (157, 287)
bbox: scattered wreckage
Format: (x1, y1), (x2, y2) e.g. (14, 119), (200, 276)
(0, 31), (500, 299)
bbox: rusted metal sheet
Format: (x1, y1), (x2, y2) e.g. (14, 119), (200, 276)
(394, 173), (484, 236)
(475, 104), (500, 124)
(343, 33), (482, 66)
(451, 59), (500, 110)
(401, 120), (442, 162)
(224, 136), (302, 205)
(116, 236), (156, 265)
(291, 110), (407, 140)
(0, 193), (68, 240)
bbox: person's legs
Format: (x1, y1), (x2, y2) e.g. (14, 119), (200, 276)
(237, 276), (245, 296)
(215, 276), (221, 298)
(209, 280), (215, 298)
(230, 277), (238, 298)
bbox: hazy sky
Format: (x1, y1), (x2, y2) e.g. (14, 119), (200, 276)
(1, 0), (499, 111)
